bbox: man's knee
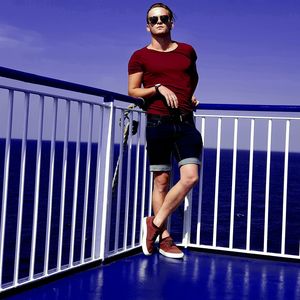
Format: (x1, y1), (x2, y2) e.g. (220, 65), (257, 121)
(153, 171), (170, 193)
(182, 173), (199, 188)
(180, 165), (199, 188)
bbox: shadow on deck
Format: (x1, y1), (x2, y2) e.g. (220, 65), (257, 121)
(4, 249), (300, 300)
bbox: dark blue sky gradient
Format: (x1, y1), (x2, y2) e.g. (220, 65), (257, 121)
(0, 0), (300, 104)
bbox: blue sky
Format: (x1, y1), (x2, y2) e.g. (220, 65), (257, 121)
(0, 0), (300, 105)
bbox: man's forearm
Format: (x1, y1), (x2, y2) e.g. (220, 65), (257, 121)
(128, 87), (156, 99)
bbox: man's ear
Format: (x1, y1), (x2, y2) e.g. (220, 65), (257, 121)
(146, 24), (151, 32)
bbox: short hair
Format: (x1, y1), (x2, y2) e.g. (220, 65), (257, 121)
(146, 2), (175, 23)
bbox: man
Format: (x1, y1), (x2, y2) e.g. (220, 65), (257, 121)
(128, 2), (203, 259)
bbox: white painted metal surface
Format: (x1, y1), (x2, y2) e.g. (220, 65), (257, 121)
(14, 93), (29, 284)
(213, 118), (222, 247)
(0, 90), (14, 287)
(229, 118), (238, 249)
(191, 112), (299, 260)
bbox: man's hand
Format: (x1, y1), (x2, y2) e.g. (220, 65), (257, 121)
(191, 95), (199, 107)
(136, 97), (147, 110)
(157, 85), (178, 108)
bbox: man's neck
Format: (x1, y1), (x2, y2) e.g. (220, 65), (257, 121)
(149, 35), (174, 51)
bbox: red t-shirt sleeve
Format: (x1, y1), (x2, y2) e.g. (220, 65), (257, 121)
(128, 50), (143, 75)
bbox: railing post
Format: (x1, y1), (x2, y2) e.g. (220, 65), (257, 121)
(0, 90), (14, 288)
(29, 95), (44, 280)
(281, 119), (290, 255)
(131, 113), (142, 248)
(92, 106), (104, 260)
(196, 117), (206, 246)
(263, 119), (272, 253)
(80, 104), (94, 263)
(14, 92), (30, 284)
(182, 191), (193, 247)
(139, 130), (148, 244)
(57, 100), (71, 271)
(229, 118), (239, 249)
(44, 97), (58, 275)
(213, 117), (222, 247)
(99, 96), (115, 260)
(123, 112), (133, 250)
(69, 102), (83, 267)
(246, 118), (255, 251)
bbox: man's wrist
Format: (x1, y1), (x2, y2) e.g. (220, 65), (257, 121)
(154, 83), (162, 93)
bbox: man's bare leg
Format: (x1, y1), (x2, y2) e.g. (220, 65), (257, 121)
(152, 171), (171, 239)
(153, 164), (199, 228)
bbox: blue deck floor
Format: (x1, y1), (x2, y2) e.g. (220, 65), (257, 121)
(4, 250), (300, 300)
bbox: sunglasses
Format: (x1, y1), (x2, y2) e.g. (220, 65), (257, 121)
(148, 15), (170, 25)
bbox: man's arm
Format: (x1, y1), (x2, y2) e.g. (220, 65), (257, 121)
(128, 72), (179, 108)
(128, 72), (156, 98)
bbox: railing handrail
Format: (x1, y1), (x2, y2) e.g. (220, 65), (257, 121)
(1, 65), (300, 112)
(197, 103), (300, 113)
(0, 66), (139, 105)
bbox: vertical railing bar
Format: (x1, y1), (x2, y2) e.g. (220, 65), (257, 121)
(91, 106), (104, 260)
(80, 104), (93, 263)
(29, 95), (44, 280)
(14, 93), (29, 284)
(148, 172), (153, 216)
(114, 110), (125, 252)
(196, 117), (205, 245)
(0, 90), (13, 287)
(229, 118), (239, 249)
(182, 190), (193, 247)
(99, 101), (115, 260)
(246, 119), (255, 251)
(57, 100), (71, 270)
(213, 117), (222, 247)
(69, 102), (82, 267)
(123, 112), (133, 250)
(131, 113), (141, 247)
(167, 169), (175, 234)
(44, 97), (58, 275)
(139, 118), (148, 244)
(263, 119), (272, 253)
(182, 113), (200, 247)
(281, 120), (290, 255)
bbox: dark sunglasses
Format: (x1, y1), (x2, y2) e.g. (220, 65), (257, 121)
(148, 15), (170, 25)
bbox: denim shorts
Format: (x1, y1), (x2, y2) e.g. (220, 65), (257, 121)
(146, 114), (203, 172)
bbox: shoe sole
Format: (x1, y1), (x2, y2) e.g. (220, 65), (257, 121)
(159, 248), (184, 259)
(142, 217), (151, 256)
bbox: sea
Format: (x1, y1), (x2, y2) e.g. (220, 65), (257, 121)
(0, 139), (300, 285)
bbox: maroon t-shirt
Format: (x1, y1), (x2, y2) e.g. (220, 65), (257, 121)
(128, 42), (198, 116)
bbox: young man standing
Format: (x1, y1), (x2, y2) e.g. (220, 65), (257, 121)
(128, 3), (203, 259)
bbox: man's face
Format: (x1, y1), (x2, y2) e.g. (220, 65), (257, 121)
(147, 7), (173, 36)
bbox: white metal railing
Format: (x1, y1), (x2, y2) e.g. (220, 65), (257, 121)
(0, 83), (150, 293)
(1, 66), (300, 295)
(182, 112), (300, 261)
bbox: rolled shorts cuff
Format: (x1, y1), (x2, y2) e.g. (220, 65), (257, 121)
(150, 164), (171, 172)
(178, 158), (201, 168)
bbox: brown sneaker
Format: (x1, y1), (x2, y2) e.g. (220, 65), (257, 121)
(142, 216), (162, 255)
(159, 236), (184, 259)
